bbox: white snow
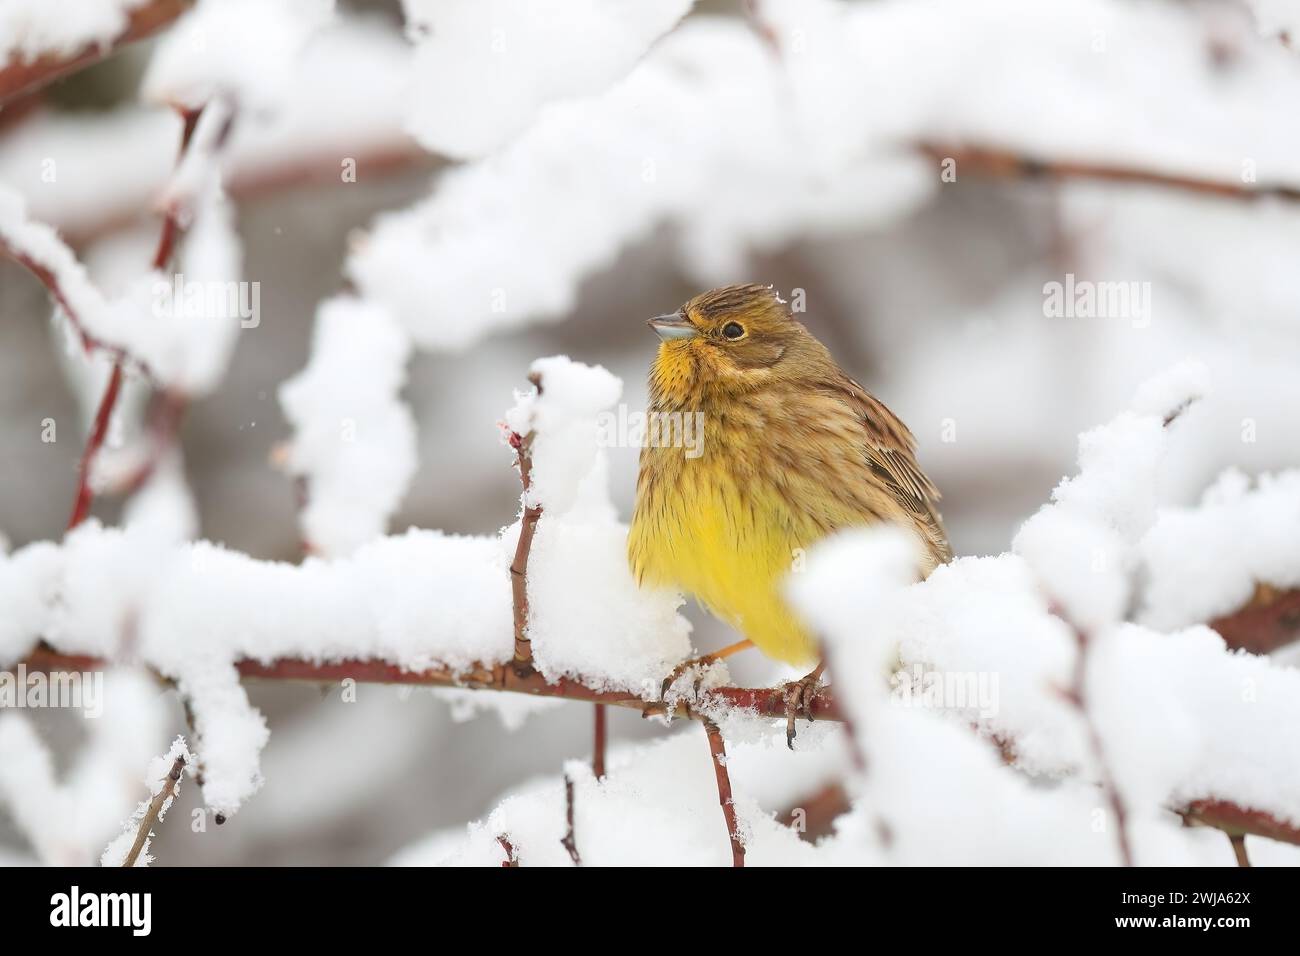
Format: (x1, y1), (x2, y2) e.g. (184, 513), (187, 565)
(141, 0), (335, 112)
(3, 0), (1299, 866)
(278, 296), (417, 555)
(351, 0), (1300, 354)
(0, 176), (244, 395)
(1141, 469), (1300, 630)
(401, 0), (694, 159)
(0, 0), (148, 62)
(0, 357), (691, 811)
(503, 357), (692, 692)
(0, 18), (416, 240)
(0, 670), (170, 866)
(0, 183), (112, 339)
(348, 16), (929, 352)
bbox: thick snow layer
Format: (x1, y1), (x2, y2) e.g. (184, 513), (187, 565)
(0, 18), (415, 239)
(402, 0), (694, 159)
(503, 357), (692, 691)
(395, 357), (1299, 865)
(391, 732), (832, 866)
(0, 0), (147, 61)
(141, 0), (335, 111)
(392, 716), (1231, 866)
(0, 525), (512, 812)
(348, 16), (930, 352)
(0, 353), (1293, 855)
(0, 179), (243, 395)
(783, 435), (1300, 837)
(278, 296), (417, 555)
(352, 0), (1300, 353)
(1141, 469), (1300, 629)
(0, 357), (690, 811)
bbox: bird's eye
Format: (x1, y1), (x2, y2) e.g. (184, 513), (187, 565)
(722, 322), (745, 340)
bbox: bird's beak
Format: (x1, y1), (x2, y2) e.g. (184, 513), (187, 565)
(648, 314), (698, 341)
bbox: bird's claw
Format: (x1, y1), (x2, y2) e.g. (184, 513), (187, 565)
(783, 673), (824, 750)
(660, 657), (718, 702)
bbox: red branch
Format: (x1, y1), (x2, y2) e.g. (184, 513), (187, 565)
(64, 104), (206, 530)
(66, 362), (124, 529)
(150, 107), (205, 270)
(0, 0), (190, 107)
(919, 142), (1300, 203)
(704, 719), (745, 867)
(24, 646), (840, 722)
(1211, 585), (1300, 655)
(0, 246), (133, 363)
(1180, 799), (1299, 844)
(592, 703), (607, 779)
(19, 646), (1298, 849)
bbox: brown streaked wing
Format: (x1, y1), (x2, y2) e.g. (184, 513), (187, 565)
(840, 375), (952, 563)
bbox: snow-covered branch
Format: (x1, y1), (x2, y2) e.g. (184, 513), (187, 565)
(20, 648), (839, 725)
(2, 0), (1299, 870)
(918, 142), (1300, 204)
(0, 0), (188, 106)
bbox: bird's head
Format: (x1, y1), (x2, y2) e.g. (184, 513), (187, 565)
(647, 284), (808, 405)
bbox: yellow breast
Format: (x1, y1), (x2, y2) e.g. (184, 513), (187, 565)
(628, 340), (934, 667)
(628, 447), (821, 667)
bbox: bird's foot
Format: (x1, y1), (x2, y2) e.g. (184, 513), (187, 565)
(782, 667), (825, 750)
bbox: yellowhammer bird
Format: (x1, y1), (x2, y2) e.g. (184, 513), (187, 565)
(627, 284), (952, 744)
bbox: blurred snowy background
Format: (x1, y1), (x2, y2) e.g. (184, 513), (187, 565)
(2, 0), (1299, 865)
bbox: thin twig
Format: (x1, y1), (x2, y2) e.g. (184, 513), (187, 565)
(593, 703), (607, 779)
(1228, 833), (1251, 867)
(560, 775), (581, 865)
(508, 372), (544, 676)
(66, 104), (208, 530)
(67, 361), (124, 529)
(703, 718), (745, 867)
(179, 698), (206, 789)
(1058, 618), (1134, 867)
(497, 835), (518, 867)
(121, 754), (186, 867)
(919, 142), (1300, 204)
(151, 107), (206, 271)
(0, 245), (144, 372)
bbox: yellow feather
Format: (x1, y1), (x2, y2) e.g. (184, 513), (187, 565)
(629, 284), (950, 668)
(629, 465), (816, 665)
